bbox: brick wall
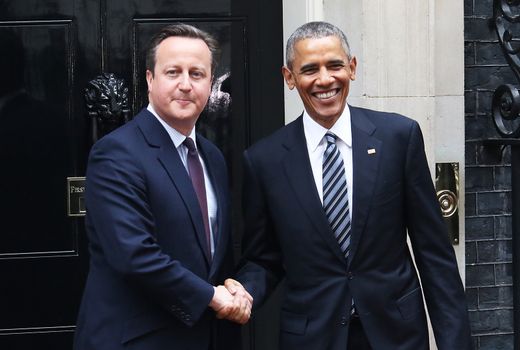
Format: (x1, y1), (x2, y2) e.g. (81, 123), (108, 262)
(465, 0), (514, 348)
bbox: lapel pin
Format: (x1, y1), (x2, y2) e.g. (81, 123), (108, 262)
(367, 148), (376, 155)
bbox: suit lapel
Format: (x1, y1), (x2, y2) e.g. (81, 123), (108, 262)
(282, 117), (348, 265)
(136, 111), (212, 266)
(348, 107), (381, 266)
(197, 136), (226, 278)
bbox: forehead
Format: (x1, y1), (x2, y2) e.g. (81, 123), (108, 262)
(155, 36), (212, 65)
(292, 36), (348, 65)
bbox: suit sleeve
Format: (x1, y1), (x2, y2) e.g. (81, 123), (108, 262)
(236, 149), (285, 308)
(404, 121), (471, 349)
(85, 137), (214, 326)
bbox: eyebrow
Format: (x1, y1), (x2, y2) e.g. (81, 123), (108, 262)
(299, 59), (347, 72)
(299, 63), (318, 72)
(327, 59), (347, 66)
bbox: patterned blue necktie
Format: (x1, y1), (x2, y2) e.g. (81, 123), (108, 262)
(322, 132), (351, 259)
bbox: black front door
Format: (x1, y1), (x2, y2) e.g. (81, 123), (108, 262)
(0, 1), (283, 349)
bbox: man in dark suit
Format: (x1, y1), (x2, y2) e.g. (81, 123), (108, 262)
(231, 21), (471, 349)
(74, 24), (251, 350)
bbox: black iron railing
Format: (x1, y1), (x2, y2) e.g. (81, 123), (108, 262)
(490, 1), (520, 347)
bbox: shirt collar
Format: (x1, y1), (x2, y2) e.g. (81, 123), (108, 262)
(303, 105), (352, 151)
(147, 104), (197, 148)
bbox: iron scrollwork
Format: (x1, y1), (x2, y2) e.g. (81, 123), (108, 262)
(85, 73), (131, 143)
(492, 0), (520, 137)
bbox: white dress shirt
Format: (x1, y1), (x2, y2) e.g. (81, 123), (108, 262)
(147, 104), (217, 257)
(303, 106), (353, 218)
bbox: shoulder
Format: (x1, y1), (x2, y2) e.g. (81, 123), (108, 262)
(351, 105), (416, 128)
(246, 117), (301, 157)
(92, 109), (151, 148)
(350, 105), (420, 143)
(88, 111), (151, 163)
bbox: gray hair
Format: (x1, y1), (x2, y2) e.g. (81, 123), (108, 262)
(145, 23), (220, 77)
(286, 21), (351, 69)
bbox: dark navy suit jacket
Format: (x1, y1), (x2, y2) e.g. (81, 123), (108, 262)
(237, 106), (471, 350)
(74, 109), (239, 350)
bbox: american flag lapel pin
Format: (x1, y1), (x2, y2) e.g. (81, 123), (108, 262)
(367, 148), (376, 155)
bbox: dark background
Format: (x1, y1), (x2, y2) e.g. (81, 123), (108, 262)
(465, 0), (515, 349)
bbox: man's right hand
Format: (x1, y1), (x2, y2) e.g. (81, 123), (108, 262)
(220, 279), (253, 324)
(209, 280), (253, 324)
(209, 285), (234, 314)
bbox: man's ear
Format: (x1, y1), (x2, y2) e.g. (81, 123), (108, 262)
(282, 66), (295, 90)
(146, 70), (153, 92)
(348, 56), (357, 81)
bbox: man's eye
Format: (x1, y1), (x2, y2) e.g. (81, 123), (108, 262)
(328, 64), (345, 70)
(301, 69), (317, 75)
(191, 71), (204, 78)
(166, 70), (178, 76)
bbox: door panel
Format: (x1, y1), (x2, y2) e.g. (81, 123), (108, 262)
(0, 22), (73, 256)
(0, 2), (89, 347)
(0, 0), (283, 348)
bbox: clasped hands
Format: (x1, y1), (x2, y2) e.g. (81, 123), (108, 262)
(209, 278), (253, 324)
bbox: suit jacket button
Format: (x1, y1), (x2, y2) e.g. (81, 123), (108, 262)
(340, 316), (347, 326)
(347, 272), (354, 280)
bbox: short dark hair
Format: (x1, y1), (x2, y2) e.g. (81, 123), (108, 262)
(145, 23), (220, 76)
(286, 21), (351, 69)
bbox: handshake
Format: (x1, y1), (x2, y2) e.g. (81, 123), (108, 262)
(209, 278), (253, 324)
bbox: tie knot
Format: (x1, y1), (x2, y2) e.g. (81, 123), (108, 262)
(325, 132), (337, 145)
(183, 137), (197, 154)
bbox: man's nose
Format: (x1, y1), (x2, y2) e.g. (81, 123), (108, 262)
(317, 67), (333, 85)
(179, 72), (192, 90)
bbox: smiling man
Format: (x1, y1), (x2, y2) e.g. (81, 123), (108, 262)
(231, 21), (471, 350)
(74, 24), (251, 350)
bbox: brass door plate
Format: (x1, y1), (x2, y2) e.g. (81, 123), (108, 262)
(67, 177), (86, 217)
(435, 163), (459, 245)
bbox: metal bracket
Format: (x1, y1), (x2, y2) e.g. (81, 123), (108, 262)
(435, 163), (459, 245)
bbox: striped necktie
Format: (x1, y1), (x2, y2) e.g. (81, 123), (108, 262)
(322, 132), (351, 260)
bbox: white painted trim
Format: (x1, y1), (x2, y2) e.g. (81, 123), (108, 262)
(306, 0), (324, 21)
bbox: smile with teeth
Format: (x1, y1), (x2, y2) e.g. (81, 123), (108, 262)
(314, 89), (339, 99)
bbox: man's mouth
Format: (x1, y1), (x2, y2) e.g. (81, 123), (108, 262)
(314, 89), (340, 99)
(174, 98), (192, 106)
